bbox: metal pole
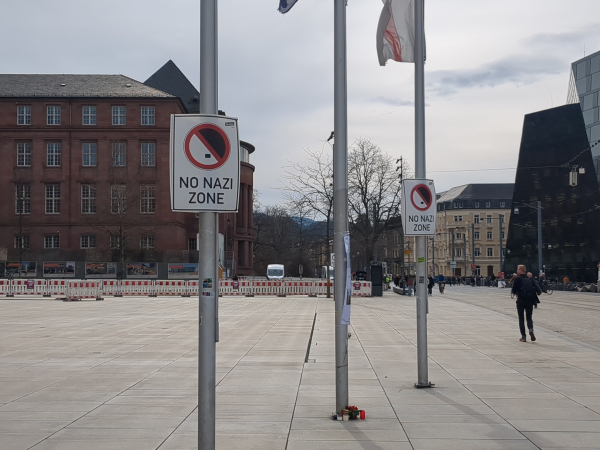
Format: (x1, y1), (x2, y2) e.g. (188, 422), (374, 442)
(333, 0), (349, 413)
(451, 232), (455, 277)
(499, 215), (503, 274)
(472, 222), (475, 273)
(199, 0), (218, 448)
(537, 201), (542, 276)
(464, 236), (467, 281)
(414, 0), (430, 388)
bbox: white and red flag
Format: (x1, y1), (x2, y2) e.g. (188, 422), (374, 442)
(278, 0), (299, 14)
(377, 0), (422, 65)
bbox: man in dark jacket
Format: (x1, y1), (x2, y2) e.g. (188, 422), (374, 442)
(512, 265), (541, 342)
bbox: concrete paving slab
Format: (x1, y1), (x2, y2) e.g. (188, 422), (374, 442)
(1, 291), (600, 449)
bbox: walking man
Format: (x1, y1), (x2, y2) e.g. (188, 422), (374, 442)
(512, 265), (541, 342)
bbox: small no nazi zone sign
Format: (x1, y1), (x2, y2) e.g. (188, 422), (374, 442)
(401, 179), (437, 236)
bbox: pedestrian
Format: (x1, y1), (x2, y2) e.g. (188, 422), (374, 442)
(427, 275), (434, 295)
(527, 272), (541, 308)
(407, 276), (414, 296)
(393, 275), (400, 287)
(512, 265), (541, 342)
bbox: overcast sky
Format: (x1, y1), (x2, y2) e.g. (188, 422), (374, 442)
(2, 0), (599, 206)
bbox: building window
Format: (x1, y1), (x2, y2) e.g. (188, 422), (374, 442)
(140, 184), (155, 214)
(45, 184), (60, 214)
(474, 215), (480, 224)
(474, 248), (481, 257)
(453, 215), (463, 222)
(456, 249), (462, 257)
(80, 235), (96, 249)
(474, 201), (480, 208)
(81, 184), (97, 214)
(140, 235), (155, 249)
(112, 106), (126, 125)
(485, 201), (491, 208)
(47, 143), (61, 167)
(474, 231), (480, 240)
(456, 233), (463, 239)
(487, 248), (493, 257)
(501, 231), (505, 240)
(141, 106), (155, 125)
(44, 234), (60, 249)
(14, 235), (29, 249)
(17, 143), (32, 166)
(82, 142), (97, 166)
(487, 231), (493, 240)
(502, 248), (506, 257)
(487, 215), (492, 224)
(15, 184), (31, 214)
(82, 106), (96, 125)
(111, 185), (127, 214)
(112, 143), (126, 166)
(110, 235), (121, 249)
(188, 238), (197, 250)
(47, 105), (61, 125)
(500, 201), (506, 208)
(141, 142), (156, 166)
(17, 106), (31, 125)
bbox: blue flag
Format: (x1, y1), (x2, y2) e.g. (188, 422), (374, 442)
(278, 0), (298, 14)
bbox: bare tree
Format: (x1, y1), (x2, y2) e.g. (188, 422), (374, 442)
(281, 148), (334, 285)
(348, 138), (411, 269)
(253, 205), (298, 275)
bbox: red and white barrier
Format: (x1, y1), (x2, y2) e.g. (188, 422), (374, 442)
(67, 281), (102, 300)
(0, 278), (372, 298)
(47, 279), (68, 296)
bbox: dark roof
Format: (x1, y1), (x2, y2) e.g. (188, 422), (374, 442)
(437, 183), (514, 203)
(144, 60), (200, 113)
(0, 74), (175, 98)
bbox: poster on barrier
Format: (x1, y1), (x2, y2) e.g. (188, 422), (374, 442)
(168, 263), (199, 279)
(86, 262), (117, 278)
(6, 261), (37, 277)
(127, 262), (158, 278)
(44, 261), (75, 277)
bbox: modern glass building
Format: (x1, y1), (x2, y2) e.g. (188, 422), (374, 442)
(567, 50), (600, 186)
(505, 104), (600, 282)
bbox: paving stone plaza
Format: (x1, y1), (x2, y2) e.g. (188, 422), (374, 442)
(1, 287), (600, 449)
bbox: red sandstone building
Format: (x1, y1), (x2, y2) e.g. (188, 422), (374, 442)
(0, 64), (255, 277)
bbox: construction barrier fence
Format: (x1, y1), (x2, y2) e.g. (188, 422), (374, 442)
(0, 279), (372, 298)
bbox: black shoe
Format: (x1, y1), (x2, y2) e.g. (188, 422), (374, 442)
(529, 331), (536, 342)
(519, 337), (527, 342)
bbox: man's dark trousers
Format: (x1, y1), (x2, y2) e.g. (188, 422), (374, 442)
(516, 299), (534, 337)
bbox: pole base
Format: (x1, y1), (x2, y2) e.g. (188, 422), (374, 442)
(414, 382), (434, 389)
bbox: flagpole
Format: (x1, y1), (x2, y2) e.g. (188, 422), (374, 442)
(198, 0), (219, 448)
(414, 0), (432, 388)
(333, 0), (350, 413)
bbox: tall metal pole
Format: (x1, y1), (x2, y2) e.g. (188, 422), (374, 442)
(537, 201), (542, 276)
(498, 215), (503, 274)
(414, 0), (430, 388)
(451, 231), (455, 277)
(472, 222), (475, 273)
(199, 1), (218, 448)
(333, 0), (349, 413)
(463, 236), (467, 281)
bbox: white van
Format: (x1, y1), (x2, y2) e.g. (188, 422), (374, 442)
(267, 264), (285, 280)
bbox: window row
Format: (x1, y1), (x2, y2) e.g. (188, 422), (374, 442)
(439, 200), (510, 211)
(14, 234), (155, 250)
(16, 142), (156, 168)
(14, 183), (156, 215)
(16, 105), (155, 126)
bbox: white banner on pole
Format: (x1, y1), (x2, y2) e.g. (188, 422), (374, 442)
(341, 234), (351, 325)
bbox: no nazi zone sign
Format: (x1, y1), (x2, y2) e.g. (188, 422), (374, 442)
(401, 179), (437, 236)
(170, 114), (240, 212)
